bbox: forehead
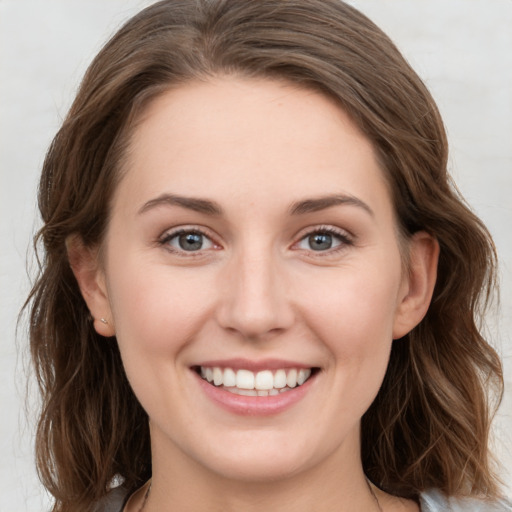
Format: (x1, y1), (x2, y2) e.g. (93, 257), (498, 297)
(114, 77), (393, 220)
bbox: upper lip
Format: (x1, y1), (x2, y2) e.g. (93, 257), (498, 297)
(193, 358), (315, 372)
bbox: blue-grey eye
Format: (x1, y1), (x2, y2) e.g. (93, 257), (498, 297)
(297, 231), (343, 251)
(166, 231), (214, 251)
(309, 233), (333, 251)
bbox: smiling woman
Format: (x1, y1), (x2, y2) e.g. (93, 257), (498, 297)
(25, 1), (509, 512)
(73, 81), (429, 498)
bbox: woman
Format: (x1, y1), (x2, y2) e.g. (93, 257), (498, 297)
(26, 1), (509, 511)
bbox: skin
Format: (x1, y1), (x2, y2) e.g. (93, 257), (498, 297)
(70, 77), (438, 511)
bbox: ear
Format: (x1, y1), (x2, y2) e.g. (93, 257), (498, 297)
(393, 231), (439, 339)
(66, 235), (115, 337)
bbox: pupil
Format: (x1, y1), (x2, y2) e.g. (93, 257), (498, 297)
(179, 232), (203, 251)
(309, 233), (332, 251)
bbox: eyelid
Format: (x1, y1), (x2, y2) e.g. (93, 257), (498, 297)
(157, 224), (353, 256)
(291, 225), (354, 253)
(158, 225), (221, 254)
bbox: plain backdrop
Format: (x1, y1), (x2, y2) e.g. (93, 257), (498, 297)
(1, 1), (511, 510)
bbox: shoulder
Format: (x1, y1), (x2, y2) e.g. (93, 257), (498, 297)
(92, 486), (129, 512)
(420, 489), (512, 511)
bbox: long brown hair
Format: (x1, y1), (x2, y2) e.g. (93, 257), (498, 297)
(26, 1), (504, 510)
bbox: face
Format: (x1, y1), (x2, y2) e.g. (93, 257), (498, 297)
(77, 77), (435, 484)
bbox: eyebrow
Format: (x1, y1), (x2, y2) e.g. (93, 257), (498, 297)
(138, 192), (373, 218)
(289, 194), (374, 217)
(138, 193), (223, 216)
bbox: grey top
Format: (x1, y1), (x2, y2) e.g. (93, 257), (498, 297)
(419, 489), (511, 511)
(95, 486), (511, 511)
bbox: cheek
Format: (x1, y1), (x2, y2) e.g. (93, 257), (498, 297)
(105, 263), (220, 416)
(303, 270), (401, 420)
(107, 262), (216, 357)
(296, 255), (402, 368)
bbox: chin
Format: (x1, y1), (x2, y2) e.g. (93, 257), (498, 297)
(203, 451), (311, 483)
(184, 428), (340, 484)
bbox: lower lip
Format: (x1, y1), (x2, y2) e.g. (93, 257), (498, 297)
(193, 371), (315, 416)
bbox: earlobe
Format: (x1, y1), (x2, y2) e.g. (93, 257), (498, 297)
(392, 231), (439, 339)
(66, 235), (115, 337)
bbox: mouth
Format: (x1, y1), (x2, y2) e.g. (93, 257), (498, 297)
(193, 366), (318, 397)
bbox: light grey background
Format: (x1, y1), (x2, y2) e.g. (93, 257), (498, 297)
(1, 1), (510, 510)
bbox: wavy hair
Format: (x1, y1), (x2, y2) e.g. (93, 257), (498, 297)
(25, 1), (503, 510)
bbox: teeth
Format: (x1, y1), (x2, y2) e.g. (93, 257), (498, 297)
(254, 370), (273, 390)
(297, 368), (310, 385)
(274, 369), (287, 389)
(213, 367), (223, 386)
(236, 369), (255, 390)
(286, 368), (297, 388)
(223, 367), (236, 387)
(198, 366), (313, 393)
(237, 388), (258, 396)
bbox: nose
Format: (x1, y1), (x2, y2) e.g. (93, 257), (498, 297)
(216, 248), (295, 341)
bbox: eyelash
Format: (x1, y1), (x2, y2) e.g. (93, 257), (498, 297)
(158, 227), (219, 256)
(158, 225), (353, 256)
(293, 225), (354, 255)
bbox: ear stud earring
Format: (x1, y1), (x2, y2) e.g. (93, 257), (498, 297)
(100, 318), (109, 325)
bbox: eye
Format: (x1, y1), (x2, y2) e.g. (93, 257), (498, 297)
(161, 229), (215, 252)
(295, 228), (351, 252)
